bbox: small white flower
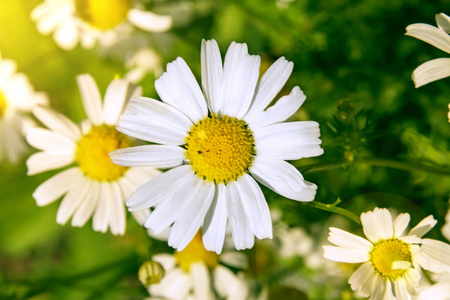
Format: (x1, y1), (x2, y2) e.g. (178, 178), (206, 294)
(110, 39), (324, 253)
(26, 74), (160, 234)
(0, 51), (48, 164)
(323, 207), (450, 300)
(31, 0), (172, 50)
(147, 232), (249, 300)
(406, 13), (450, 88)
(124, 47), (163, 84)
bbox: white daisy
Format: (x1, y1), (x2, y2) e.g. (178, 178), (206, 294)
(146, 231), (249, 300)
(124, 47), (163, 84)
(26, 74), (160, 234)
(323, 207), (450, 300)
(31, 0), (172, 50)
(406, 13), (450, 88)
(110, 39), (324, 253)
(0, 51), (48, 164)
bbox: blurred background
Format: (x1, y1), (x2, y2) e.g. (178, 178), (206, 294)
(0, 0), (449, 299)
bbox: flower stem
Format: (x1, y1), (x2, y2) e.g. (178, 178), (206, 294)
(303, 198), (361, 225)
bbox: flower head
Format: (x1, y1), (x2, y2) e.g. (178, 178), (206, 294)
(323, 207), (450, 300)
(31, 0), (172, 50)
(0, 51), (48, 164)
(26, 74), (160, 234)
(110, 39), (323, 253)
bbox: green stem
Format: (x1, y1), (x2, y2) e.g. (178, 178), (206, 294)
(303, 199), (361, 225)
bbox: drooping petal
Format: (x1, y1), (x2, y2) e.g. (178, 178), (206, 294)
(412, 58), (450, 88)
(436, 13), (450, 33)
(93, 182), (112, 233)
(348, 262), (375, 295)
(117, 97), (192, 145)
(406, 23), (450, 54)
(108, 182), (126, 235)
(202, 185), (227, 254)
(361, 208), (394, 243)
(110, 144), (185, 168)
(155, 57), (208, 123)
(190, 262), (213, 299)
(407, 215), (437, 238)
(249, 157), (317, 201)
(56, 176), (90, 225)
(127, 9), (172, 32)
(245, 56), (294, 118)
(253, 121), (323, 160)
(201, 39), (224, 113)
(76, 74), (103, 125)
(72, 180), (100, 227)
(393, 277), (412, 300)
(32, 167), (81, 206)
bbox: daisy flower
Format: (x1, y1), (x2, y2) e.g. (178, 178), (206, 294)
(26, 74), (160, 234)
(323, 207), (450, 300)
(406, 13), (450, 88)
(110, 39), (324, 253)
(144, 231), (249, 300)
(0, 51), (48, 164)
(31, 0), (172, 50)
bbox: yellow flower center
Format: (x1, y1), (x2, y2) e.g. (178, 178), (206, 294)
(0, 90), (7, 118)
(75, 0), (131, 30)
(175, 231), (219, 272)
(184, 114), (255, 184)
(75, 125), (132, 181)
(370, 239), (412, 279)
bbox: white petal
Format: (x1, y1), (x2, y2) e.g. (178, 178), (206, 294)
(152, 254), (177, 272)
(235, 174), (272, 240)
(150, 268), (191, 299)
(27, 127), (75, 153)
(418, 281), (450, 300)
(53, 20), (79, 51)
(203, 184), (227, 254)
(32, 167), (81, 206)
(412, 58), (450, 87)
(110, 145), (185, 168)
(244, 86), (306, 128)
(403, 269), (420, 295)
(394, 277), (412, 300)
(249, 157), (317, 201)
(407, 215), (437, 238)
(93, 182), (112, 233)
(436, 13), (450, 33)
(76, 74), (103, 125)
(214, 266), (249, 300)
(328, 227), (373, 250)
(322, 245), (370, 263)
(245, 56), (294, 118)
(102, 78), (137, 125)
(27, 151), (74, 175)
(56, 176), (90, 225)
(253, 121), (323, 160)
(108, 182), (126, 235)
(32, 106), (81, 141)
(393, 213), (411, 238)
(155, 57), (207, 123)
(361, 208), (394, 243)
(219, 252), (248, 269)
(406, 23), (450, 54)
(72, 180), (100, 227)
(190, 262), (213, 300)
(221, 42), (260, 118)
(128, 9), (172, 32)
(226, 181), (254, 250)
(117, 97), (192, 145)
(168, 181), (215, 250)
(144, 172), (201, 235)
(348, 262), (375, 293)
(420, 238), (450, 273)
(201, 39), (224, 113)
(126, 165), (193, 211)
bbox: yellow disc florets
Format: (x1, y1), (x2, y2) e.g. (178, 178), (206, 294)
(0, 90), (7, 118)
(75, 125), (132, 181)
(75, 0), (131, 30)
(370, 238), (412, 279)
(184, 114), (255, 184)
(175, 231), (219, 272)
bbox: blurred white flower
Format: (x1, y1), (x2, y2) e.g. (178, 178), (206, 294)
(0, 51), (48, 164)
(147, 231), (249, 300)
(443, 200), (450, 241)
(26, 74), (160, 234)
(125, 47), (163, 84)
(31, 0), (172, 50)
(324, 207), (450, 300)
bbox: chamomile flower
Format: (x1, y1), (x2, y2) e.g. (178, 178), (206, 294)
(31, 0), (172, 50)
(406, 13), (450, 88)
(323, 207), (450, 300)
(110, 39), (324, 253)
(146, 231), (249, 300)
(0, 51), (48, 164)
(26, 74), (160, 234)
